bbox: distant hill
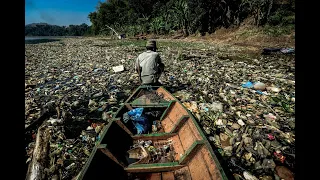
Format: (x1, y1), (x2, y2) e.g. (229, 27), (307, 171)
(25, 23), (50, 27)
(25, 23), (91, 36)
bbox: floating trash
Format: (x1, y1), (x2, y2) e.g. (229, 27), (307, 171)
(25, 38), (295, 180)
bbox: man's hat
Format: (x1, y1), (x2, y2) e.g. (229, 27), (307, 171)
(146, 40), (157, 49)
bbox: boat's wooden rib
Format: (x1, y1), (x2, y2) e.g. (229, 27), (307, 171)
(124, 103), (133, 110)
(98, 144), (127, 168)
(114, 118), (133, 136)
(179, 140), (205, 165)
(132, 132), (177, 141)
(170, 115), (189, 133)
(161, 101), (189, 132)
(159, 100), (176, 121)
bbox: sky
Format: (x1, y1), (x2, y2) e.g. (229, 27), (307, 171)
(25, 0), (103, 26)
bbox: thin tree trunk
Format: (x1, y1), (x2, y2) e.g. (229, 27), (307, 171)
(267, 0), (273, 21)
(256, 9), (260, 26)
(105, 25), (121, 39)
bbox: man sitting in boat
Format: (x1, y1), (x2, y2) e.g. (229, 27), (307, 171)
(135, 40), (164, 86)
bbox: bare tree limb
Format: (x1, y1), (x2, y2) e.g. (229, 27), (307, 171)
(26, 124), (51, 180)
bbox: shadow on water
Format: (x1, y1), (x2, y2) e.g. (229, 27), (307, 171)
(25, 39), (60, 44)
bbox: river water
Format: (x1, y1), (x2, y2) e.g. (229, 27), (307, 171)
(25, 36), (81, 44)
(25, 36), (80, 40)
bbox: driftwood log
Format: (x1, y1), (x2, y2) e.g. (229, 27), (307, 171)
(26, 124), (51, 180)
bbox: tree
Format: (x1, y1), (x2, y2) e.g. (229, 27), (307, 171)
(86, 0), (294, 36)
(25, 23), (90, 36)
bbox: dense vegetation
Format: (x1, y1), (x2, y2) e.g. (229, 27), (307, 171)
(25, 23), (91, 36)
(88, 0), (295, 36)
(25, 0), (294, 37)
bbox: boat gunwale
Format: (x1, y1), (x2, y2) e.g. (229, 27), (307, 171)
(124, 162), (184, 173)
(132, 132), (177, 140)
(76, 146), (99, 180)
(126, 162), (179, 168)
(159, 86), (229, 180)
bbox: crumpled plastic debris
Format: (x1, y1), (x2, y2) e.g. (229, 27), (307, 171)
(133, 123), (145, 134)
(125, 108), (149, 134)
(266, 86), (281, 93)
(280, 48), (295, 54)
(264, 113), (277, 121)
(127, 108), (145, 122)
(199, 102), (223, 112)
(267, 134), (275, 140)
(243, 171), (259, 180)
(47, 118), (63, 125)
(129, 139), (175, 164)
(123, 112), (130, 123)
(274, 151), (286, 163)
(262, 47), (294, 55)
(253, 82), (266, 90)
(242, 81), (254, 88)
(112, 65), (124, 73)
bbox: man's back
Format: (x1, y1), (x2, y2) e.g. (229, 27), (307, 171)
(137, 50), (160, 78)
(136, 40), (164, 85)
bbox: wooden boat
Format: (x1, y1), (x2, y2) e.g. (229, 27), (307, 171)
(77, 86), (228, 180)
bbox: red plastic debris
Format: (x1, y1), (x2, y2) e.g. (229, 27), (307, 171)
(32, 133), (36, 139)
(91, 123), (98, 129)
(274, 152), (286, 163)
(267, 134), (275, 140)
(91, 122), (103, 129)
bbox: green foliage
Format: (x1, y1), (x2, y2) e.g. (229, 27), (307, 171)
(263, 24), (294, 36)
(86, 0), (295, 36)
(25, 0), (295, 37)
(282, 16), (295, 25)
(268, 9), (295, 26)
(25, 23), (91, 36)
(149, 17), (166, 34)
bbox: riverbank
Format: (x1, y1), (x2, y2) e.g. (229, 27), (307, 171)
(26, 24), (295, 53)
(142, 24), (295, 54)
